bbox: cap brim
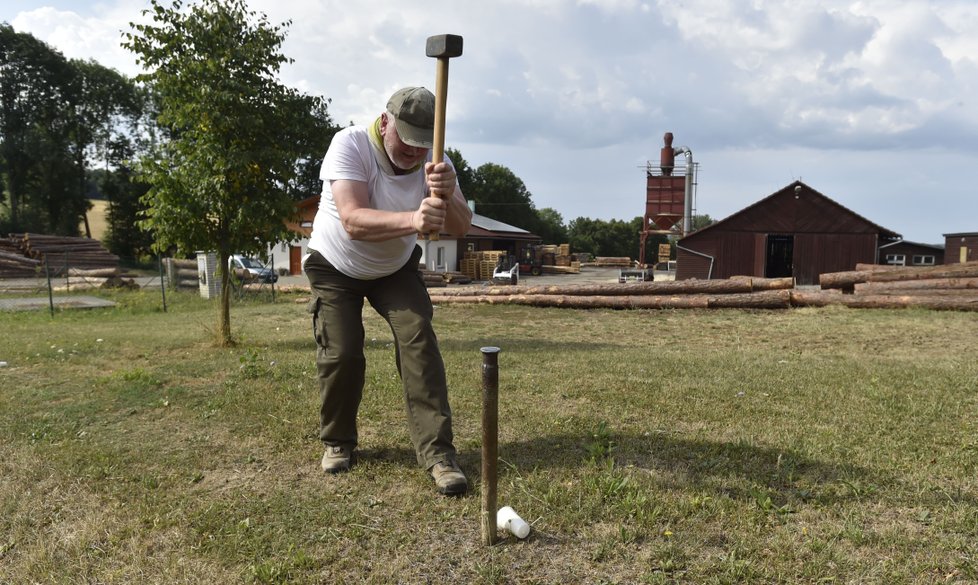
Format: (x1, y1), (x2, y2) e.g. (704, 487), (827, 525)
(394, 118), (433, 149)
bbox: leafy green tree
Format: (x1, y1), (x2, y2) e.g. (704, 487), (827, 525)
(446, 147), (475, 197)
(467, 162), (536, 228)
(1, 25), (144, 237)
(282, 92), (341, 201)
(0, 24), (77, 234)
(690, 213), (716, 231)
(124, 0), (321, 345)
(531, 207), (568, 245)
(100, 165), (153, 264)
(568, 216), (657, 260)
(70, 58), (144, 237)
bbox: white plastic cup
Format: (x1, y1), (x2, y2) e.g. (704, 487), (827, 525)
(496, 506), (531, 539)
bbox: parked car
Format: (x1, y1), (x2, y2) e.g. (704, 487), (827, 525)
(228, 254), (278, 283)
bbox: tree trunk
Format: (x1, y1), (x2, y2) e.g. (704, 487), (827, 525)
(790, 290), (978, 311)
(431, 278), (785, 298)
(854, 277), (978, 293)
(218, 249), (234, 347)
(822, 261), (978, 290)
(430, 289), (792, 310)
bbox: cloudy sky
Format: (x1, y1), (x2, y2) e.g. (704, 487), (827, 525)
(4, 0), (977, 244)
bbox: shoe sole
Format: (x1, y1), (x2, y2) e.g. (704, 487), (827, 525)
(322, 463), (350, 474)
(435, 481), (467, 496)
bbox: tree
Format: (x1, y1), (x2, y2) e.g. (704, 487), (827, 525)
(1, 25), (144, 237)
(568, 216), (647, 259)
(467, 162), (536, 227)
(446, 148), (475, 197)
(282, 92), (341, 201)
(69, 59), (144, 238)
(101, 165), (153, 264)
(690, 213), (716, 231)
(533, 207), (568, 245)
(124, 0), (321, 345)
(0, 24), (77, 234)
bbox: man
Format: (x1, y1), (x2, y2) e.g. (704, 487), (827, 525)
(304, 87), (473, 496)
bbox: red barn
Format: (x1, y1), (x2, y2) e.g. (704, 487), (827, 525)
(676, 181), (900, 285)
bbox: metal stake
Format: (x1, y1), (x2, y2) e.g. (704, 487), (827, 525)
(45, 260), (54, 317)
(481, 346), (500, 546)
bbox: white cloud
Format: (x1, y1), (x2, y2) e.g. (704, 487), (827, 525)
(3, 0), (976, 242)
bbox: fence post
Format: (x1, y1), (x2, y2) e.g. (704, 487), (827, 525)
(158, 254), (168, 313)
(45, 261), (54, 317)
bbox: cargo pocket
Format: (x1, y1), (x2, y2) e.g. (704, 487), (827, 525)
(307, 296), (325, 348)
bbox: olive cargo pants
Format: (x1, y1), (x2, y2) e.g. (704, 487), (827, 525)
(304, 248), (456, 470)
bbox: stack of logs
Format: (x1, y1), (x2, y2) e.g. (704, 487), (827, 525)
(0, 238), (42, 277)
(588, 257), (633, 268)
(164, 258), (201, 290)
(429, 276), (796, 309)
(3, 233), (119, 275)
(794, 261), (978, 311)
(428, 262), (978, 313)
(420, 267), (472, 288)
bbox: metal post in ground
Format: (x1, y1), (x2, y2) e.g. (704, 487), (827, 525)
(480, 346), (500, 546)
(44, 261), (54, 317)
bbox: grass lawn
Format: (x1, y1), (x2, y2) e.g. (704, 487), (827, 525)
(1, 288), (977, 584)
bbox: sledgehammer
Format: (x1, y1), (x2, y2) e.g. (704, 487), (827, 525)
(425, 33), (463, 241)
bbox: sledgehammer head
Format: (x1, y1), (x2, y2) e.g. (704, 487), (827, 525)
(426, 34), (463, 59)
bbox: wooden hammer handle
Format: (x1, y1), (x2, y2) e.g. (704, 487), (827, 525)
(429, 57), (449, 241)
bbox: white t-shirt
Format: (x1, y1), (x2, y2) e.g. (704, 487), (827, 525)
(308, 126), (432, 280)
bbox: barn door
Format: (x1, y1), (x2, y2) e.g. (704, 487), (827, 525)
(765, 235), (794, 278)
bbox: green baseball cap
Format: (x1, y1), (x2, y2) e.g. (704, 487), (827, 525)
(386, 87), (434, 148)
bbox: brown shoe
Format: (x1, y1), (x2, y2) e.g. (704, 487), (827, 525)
(321, 445), (352, 474)
(430, 460), (467, 496)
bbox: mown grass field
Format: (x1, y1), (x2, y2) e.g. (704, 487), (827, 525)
(1, 288), (977, 584)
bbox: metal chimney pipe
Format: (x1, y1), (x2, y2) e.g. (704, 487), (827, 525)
(660, 132), (675, 176)
(674, 146), (694, 236)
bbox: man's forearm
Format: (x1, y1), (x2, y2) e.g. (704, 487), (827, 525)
(442, 188), (473, 237)
(342, 208), (419, 242)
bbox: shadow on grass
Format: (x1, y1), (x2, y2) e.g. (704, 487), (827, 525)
(441, 337), (619, 354)
(487, 431), (895, 507)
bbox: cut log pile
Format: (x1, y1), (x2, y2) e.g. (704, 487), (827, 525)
(0, 239), (42, 277)
(1, 233), (119, 276)
(163, 258), (200, 290)
(587, 257), (633, 268)
(429, 276), (797, 310)
(420, 267), (472, 288)
(794, 261), (978, 311)
(430, 264), (978, 313)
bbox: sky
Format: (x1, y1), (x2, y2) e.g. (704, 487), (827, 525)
(4, 0), (977, 245)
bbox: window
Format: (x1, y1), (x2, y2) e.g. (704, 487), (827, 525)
(912, 255), (935, 266)
(885, 254), (905, 266)
(436, 247), (446, 269)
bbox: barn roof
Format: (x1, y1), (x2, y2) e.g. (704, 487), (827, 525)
(681, 180), (901, 242)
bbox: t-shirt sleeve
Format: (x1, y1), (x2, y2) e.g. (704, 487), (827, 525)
(322, 128), (370, 183)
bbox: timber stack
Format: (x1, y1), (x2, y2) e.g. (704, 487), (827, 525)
(793, 261), (978, 312)
(589, 257), (632, 268)
(6, 233), (119, 275)
(429, 276), (797, 310)
(163, 258), (200, 290)
(419, 267), (472, 287)
(0, 237), (42, 277)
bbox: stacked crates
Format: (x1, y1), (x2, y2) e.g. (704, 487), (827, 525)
(460, 250), (506, 281)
